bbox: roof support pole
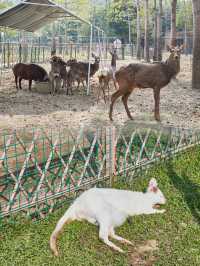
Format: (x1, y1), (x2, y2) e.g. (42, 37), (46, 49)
(0, 27), (6, 85)
(97, 29), (104, 69)
(87, 23), (93, 96)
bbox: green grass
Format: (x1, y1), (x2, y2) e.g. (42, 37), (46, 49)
(0, 147), (200, 266)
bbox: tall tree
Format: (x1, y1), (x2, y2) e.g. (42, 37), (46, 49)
(170, 0), (177, 46)
(136, 0), (141, 59)
(144, 0), (150, 62)
(157, 0), (162, 61)
(153, 0), (158, 61)
(192, 0), (200, 89)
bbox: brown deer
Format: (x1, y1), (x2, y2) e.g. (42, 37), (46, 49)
(49, 56), (67, 95)
(97, 49), (118, 103)
(67, 53), (100, 93)
(109, 45), (183, 122)
(65, 59), (85, 95)
(12, 63), (49, 91)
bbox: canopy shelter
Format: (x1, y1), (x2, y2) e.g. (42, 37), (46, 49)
(0, 0), (93, 32)
(0, 0), (105, 94)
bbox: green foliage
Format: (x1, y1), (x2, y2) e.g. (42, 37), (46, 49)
(0, 1), (10, 10)
(107, 0), (136, 40)
(176, 1), (193, 31)
(0, 0), (194, 44)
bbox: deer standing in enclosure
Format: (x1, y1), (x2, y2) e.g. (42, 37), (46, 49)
(66, 53), (100, 93)
(97, 49), (118, 103)
(49, 56), (67, 95)
(50, 178), (166, 255)
(12, 63), (49, 91)
(65, 59), (85, 95)
(109, 45), (183, 122)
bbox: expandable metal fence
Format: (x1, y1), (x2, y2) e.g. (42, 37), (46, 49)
(0, 124), (199, 219)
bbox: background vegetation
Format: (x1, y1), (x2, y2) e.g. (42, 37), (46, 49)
(0, 0), (193, 43)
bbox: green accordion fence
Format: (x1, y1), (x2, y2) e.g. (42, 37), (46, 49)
(0, 125), (199, 219)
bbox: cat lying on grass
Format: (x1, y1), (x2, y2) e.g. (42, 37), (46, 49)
(50, 178), (166, 255)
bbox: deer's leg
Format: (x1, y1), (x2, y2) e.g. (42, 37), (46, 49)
(77, 79), (80, 89)
(113, 79), (118, 90)
(19, 78), (22, 90)
(66, 85), (69, 95)
(107, 82), (110, 99)
(63, 79), (66, 89)
(97, 85), (101, 104)
(66, 79), (70, 95)
(122, 91), (133, 120)
(97, 77), (102, 103)
(109, 228), (133, 246)
(70, 79), (73, 95)
(109, 90), (124, 121)
(28, 80), (32, 91)
(15, 75), (18, 90)
(102, 85), (107, 104)
(55, 79), (58, 93)
(153, 88), (161, 122)
(51, 80), (55, 96)
(99, 223), (124, 253)
(70, 84), (73, 95)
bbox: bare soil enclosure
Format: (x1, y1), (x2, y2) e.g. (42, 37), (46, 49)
(0, 55), (199, 131)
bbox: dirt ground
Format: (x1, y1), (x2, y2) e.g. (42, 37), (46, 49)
(0, 55), (199, 132)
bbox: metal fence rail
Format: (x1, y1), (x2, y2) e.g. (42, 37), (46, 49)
(0, 125), (199, 219)
(0, 41), (139, 69)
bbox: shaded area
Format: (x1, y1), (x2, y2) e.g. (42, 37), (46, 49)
(166, 158), (200, 223)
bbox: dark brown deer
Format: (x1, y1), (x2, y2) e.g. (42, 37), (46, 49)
(109, 45), (183, 122)
(71, 53), (100, 87)
(67, 53), (100, 93)
(65, 59), (84, 95)
(97, 49), (118, 103)
(12, 63), (49, 91)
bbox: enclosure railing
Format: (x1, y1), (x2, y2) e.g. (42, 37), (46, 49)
(0, 124), (199, 219)
(0, 38), (193, 71)
(0, 41), (138, 69)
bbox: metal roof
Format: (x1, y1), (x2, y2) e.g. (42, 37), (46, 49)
(0, 0), (93, 32)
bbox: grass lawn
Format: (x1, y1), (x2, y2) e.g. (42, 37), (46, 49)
(0, 147), (200, 266)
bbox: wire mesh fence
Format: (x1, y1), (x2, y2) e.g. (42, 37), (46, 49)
(0, 124), (199, 220)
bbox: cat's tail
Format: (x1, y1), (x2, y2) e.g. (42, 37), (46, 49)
(50, 205), (76, 256)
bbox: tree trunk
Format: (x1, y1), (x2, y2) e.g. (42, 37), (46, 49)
(144, 0), (150, 62)
(183, 0), (188, 55)
(157, 0), (162, 61)
(136, 0), (141, 59)
(192, 0), (200, 89)
(51, 23), (56, 56)
(153, 0), (158, 61)
(170, 0), (177, 47)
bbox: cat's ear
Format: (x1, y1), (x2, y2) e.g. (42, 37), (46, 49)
(147, 178), (158, 193)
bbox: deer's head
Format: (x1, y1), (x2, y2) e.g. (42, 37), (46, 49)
(50, 56), (67, 74)
(109, 49), (118, 60)
(167, 45), (184, 61)
(92, 53), (100, 64)
(66, 58), (77, 66)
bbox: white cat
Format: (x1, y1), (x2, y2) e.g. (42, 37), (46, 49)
(50, 178), (166, 255)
